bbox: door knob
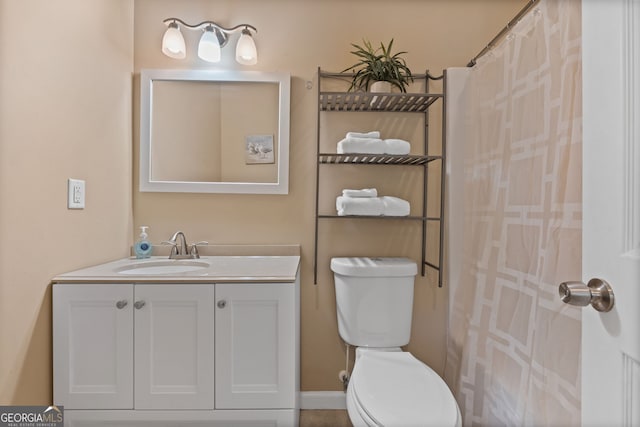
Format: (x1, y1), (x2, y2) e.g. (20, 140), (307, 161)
(217, 300), (227, 309)
(558, 278), (614, 312)
(134, 300), (146, 310)
(116, 300), (128, 309)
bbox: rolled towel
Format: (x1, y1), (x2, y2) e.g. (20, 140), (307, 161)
(384, 139), (411, 155)
(346, 131), (381, 139)
(342, 188), (378, 198)
(381, 196), (411, 216)
(337, 137), (385, 154)
(336, 196), (384, 216)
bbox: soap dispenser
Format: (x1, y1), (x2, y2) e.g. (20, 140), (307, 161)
(134, 226), (153, 259)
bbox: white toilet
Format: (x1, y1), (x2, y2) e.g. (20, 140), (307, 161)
(331, 257), (461, 427)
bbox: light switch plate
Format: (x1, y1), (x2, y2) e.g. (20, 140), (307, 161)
(68, 178), (85, 209)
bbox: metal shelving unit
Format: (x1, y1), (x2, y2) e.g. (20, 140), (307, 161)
(313, 68), (446, 286)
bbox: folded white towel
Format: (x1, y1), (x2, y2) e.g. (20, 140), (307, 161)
(346, 131), (381, 139)
(384, 139), (411, 155)
(381, 196), (411, 216)
(337, 137), (385, 154)
(342, 188), (378, 198)
(336, 196), (384, 216)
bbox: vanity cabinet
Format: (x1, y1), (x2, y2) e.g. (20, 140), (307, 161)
(53, 280), (298, 426)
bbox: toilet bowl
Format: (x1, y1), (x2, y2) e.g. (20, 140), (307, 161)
(331, 257), (461, 427)
(346, 348), (461, 427)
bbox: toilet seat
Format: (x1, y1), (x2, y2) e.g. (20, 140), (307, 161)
(348, 351), (460, 427)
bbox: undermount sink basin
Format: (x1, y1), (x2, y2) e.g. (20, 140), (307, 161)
(115, 259), (210, 275)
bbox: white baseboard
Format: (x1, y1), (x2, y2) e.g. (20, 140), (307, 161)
(299, 391), (347, 410)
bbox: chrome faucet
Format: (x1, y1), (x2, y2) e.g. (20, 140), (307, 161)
(163, 231), (189, 259)
(162, 231), (208, 259)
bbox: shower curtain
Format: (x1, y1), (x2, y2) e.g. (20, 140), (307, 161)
(445, 0), (582, 425)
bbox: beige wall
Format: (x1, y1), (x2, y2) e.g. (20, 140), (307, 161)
(0, 0), (134, 404)
(134, 0), (527, 392)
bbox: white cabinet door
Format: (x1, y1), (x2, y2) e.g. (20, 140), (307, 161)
(134, 284), (215, 410)
(53, 284), (134, 409)
(215, 283), (295, 409)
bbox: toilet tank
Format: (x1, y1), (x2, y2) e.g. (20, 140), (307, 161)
(331, 257), (417, 347)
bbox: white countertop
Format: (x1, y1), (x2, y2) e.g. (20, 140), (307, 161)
(52, 247), (300, 284)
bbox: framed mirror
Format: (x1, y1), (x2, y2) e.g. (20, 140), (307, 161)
(140, 69), (290, 194)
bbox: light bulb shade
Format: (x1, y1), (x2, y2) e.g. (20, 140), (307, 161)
(198, 28), (221, 62)
(162, 22), (186, 59)
(235, 30), (257, 65)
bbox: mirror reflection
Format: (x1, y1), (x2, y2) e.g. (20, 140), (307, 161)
(140, 69), (290, 194)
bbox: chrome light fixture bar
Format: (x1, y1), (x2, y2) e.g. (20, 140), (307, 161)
(161, 18), (258, 64)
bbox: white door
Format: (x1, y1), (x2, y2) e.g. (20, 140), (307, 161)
(134, 284), (215, 410)
(581, 0), (640, 425)
(52, 284), (133, 409)
(215, 283), (295, 409)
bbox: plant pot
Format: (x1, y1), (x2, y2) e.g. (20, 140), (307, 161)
(369, 81), (391, 107)
(370, 81), (392, 93)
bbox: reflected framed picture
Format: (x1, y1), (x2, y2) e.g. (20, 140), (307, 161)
(245, 134), (275, 164)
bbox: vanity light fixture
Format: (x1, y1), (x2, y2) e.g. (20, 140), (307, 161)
(161, 21), (186, 59)
(162, 18), (258, 65)
(236, 28), (258, 65)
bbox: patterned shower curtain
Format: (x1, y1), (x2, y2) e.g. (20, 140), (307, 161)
(445, 1), (582, 425)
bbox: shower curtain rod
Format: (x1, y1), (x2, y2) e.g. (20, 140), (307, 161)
(467, 0), (541, 67)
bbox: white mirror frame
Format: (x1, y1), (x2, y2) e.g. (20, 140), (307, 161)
(140, 69), (290, 194)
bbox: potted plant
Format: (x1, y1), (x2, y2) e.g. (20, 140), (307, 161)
(342, 39), (414, 93)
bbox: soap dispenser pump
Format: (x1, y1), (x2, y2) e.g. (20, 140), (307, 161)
(134, 226), (153, 259)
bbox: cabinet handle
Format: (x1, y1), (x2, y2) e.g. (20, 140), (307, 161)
(134, 300), (146, 310)
(217, 300), (226, 309)
(116, 300), (128, 309)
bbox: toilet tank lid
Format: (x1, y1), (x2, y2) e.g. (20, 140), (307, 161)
(330, 257), (417, 277)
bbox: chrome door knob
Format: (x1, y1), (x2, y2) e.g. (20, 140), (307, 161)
(558, 278), (615, 312)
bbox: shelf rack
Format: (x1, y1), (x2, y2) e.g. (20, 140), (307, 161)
(313, 68), (446, 286)
(318, 153), (440, 165)
(319, 92), (441, 112)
